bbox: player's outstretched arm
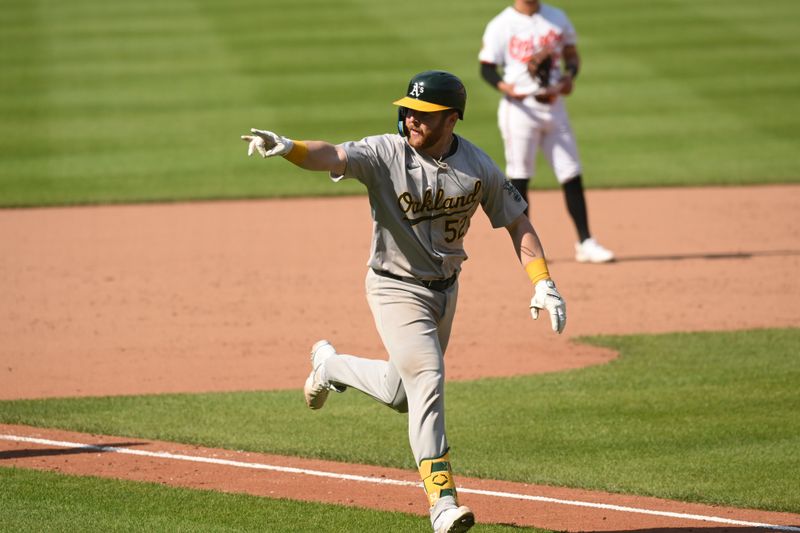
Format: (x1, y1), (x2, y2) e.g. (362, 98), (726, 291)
(505, 213), (567, 334)
(241, 128), (347, 175)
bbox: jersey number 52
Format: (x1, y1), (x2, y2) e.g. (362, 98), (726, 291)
(444, 216), (470, 243)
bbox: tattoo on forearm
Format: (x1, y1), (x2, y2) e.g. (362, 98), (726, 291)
(520, 244), (538, 259)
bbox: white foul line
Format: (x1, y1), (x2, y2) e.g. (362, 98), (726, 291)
(2, 434), (799, 532)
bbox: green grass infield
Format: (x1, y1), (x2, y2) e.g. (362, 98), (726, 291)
(2, 328), (798, 513)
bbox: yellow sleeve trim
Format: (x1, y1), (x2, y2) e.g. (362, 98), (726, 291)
(525, 257), (550, 285)
(283, 140), (308, 165)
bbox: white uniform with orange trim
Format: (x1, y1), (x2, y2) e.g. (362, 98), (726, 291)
(479, 3), (581, 183)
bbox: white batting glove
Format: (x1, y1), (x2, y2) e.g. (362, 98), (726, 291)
(240, 128), (294, 158)
(530, 279), (566, 334)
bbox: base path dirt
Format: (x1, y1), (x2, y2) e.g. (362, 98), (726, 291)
(2, 424), (800, 532)
(2, 185), (800, 530)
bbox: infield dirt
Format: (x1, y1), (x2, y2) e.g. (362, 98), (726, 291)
(2, 185), (799, 530)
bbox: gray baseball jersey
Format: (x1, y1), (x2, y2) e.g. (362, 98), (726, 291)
(319, 133), (524, 501)
(332, 133), (526, 280)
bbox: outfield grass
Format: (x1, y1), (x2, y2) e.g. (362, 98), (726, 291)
(1, 0), (799, 207)
(0, 467), (541, 532)
(3, 329), (798, 513)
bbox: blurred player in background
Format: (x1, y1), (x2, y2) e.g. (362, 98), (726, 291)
(479, 0), (614, 263)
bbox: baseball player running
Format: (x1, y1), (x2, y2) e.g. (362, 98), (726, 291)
(479, 0), (614, 263)
(241, 70), (566, 533)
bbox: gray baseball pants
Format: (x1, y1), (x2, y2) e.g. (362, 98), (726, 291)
(322, 268), (459, 465)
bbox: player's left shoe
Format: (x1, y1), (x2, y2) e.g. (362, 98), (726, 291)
(434, 506), (475, 533)
(304, 340), (345, 410)
(575, 237), (615, 263)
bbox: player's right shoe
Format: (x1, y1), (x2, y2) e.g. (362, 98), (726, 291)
(434, 506), (475, 533)
(303, 340), (344, 410)
(575, 237), (615, 263)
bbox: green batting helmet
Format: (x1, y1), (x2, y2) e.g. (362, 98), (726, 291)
(393, 70), (467, 135)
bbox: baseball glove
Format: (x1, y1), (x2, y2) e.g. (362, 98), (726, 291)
(528, 54), (553, 88)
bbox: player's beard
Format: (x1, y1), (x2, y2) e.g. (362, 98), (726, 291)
(406, 114), (448, 154)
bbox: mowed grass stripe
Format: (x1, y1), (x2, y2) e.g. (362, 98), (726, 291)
(0, 0), (401, 205)
(1, 0), (267, 205)
(1, 0), (799, 201)
(561, 0), (800, 186)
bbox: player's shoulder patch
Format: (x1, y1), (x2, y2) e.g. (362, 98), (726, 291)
(503, 180), (524, 203)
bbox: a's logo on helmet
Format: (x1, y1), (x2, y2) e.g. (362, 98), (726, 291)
(410, 82), (424, 98)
